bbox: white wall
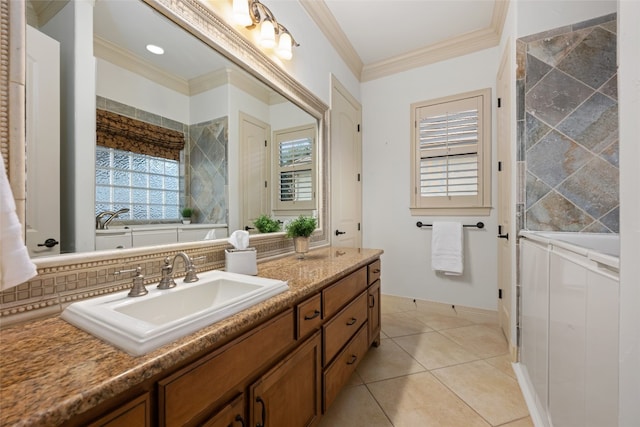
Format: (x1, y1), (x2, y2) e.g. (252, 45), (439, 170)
(517, 0), (616, 37)
(617, 1), (640, 424)
(361, 48), (501, 310)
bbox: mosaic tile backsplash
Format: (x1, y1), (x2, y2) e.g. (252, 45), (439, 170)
(517, 14), (619, 233)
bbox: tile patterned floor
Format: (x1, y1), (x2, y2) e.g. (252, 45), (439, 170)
(319, 295), (532, 427)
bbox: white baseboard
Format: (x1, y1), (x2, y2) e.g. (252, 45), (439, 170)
(512, 362), (550, 427)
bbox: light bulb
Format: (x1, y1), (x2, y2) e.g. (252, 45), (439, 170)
(277, 32), (293, 60)
(260, 20), (276, 48)
(233, 0), (252, 26)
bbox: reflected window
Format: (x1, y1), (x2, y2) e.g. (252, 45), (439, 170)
(95, 146), (180, 220)
(273, 125), (316, 211)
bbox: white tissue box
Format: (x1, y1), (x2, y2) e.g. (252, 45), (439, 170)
(225, 248), (257, 275)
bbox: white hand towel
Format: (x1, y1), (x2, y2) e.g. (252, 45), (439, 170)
(431, 221), (463, 276)
(1, 160), (38, 290)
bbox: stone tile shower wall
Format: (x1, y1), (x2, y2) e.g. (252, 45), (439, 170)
(516, 14), (619, 233)
(188, 117), (228, 225)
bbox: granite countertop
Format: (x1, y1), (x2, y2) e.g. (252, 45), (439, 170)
(0, 246), (382, 427)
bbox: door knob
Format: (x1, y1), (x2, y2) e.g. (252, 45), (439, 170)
(37, 238), (59, 248)
(335, 230), (346, 236)
(497, 225), (509, 240)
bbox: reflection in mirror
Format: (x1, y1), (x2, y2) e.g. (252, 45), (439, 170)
(24, 0), (318, 257)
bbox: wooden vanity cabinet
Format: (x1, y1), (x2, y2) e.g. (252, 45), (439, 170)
(200, 394), (245, 427)
(73, 257), (381, 427)
(87, 393), (151, 427)
(250, 332), (322, 427)
(158, 309), (295, 427)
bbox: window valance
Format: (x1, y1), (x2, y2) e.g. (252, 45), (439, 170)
(96, 109), (185, 161)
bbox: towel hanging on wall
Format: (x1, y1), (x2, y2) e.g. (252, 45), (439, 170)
(431, 221), (463, 276)
(1, 160), (37, 290)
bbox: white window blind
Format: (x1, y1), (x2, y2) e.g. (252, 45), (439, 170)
(410, 89), (491, 214)
(273, 124), (316, 211)
(419, 106), (479, 197)
(278, 138), (313, 202)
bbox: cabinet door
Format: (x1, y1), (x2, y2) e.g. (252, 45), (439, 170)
(201, 394), (246, 427)
(368, 280), (381, 346)
(250, 332), (321, 427)
(88, 393), (150, 427)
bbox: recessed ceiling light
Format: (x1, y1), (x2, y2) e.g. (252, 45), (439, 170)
(146, 44), (164, 55)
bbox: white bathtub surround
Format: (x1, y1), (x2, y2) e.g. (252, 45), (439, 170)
(517, 231), (619, 427)
(431, 222), (464, 276)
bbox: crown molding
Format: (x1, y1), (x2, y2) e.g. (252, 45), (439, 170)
(305, 0), (509, 83)
(94, 36), (191, 95)
(27, 0), (69, 27)
(361, 26), (501, 82)
(299, 0), (363, 80)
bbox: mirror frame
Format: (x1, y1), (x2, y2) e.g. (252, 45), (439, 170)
(3, 0), (330, 256)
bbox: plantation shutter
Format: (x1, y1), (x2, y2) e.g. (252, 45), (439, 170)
(416, 96), (481, 203)
(278, 136), (313, 203)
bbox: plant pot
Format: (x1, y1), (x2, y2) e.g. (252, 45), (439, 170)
(181, 218), (191, 225)
(293, 236), (310, 259)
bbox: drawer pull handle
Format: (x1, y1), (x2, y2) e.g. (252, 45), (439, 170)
(256, 396), (266, 427)
(373, 268), (380, 274)
(347, 354), (358, 365)
(346, 317), (357, 326)
(304, 310), (320, 320)
(235, 414), (246, 427)
(369, 294), (375, 308)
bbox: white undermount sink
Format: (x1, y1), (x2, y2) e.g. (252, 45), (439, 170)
(61, 270), (289, 356)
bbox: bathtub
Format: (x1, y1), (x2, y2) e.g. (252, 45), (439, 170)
(516, 231), (620, 427)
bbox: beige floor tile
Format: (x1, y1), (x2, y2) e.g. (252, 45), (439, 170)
(440, 324), (508, 358)
(381, 311), (434, 338)
(485, 354), (516, 379)
(380, 295), (416, 314)
(380, 329), (389, 339)
(367, 372), (491, 427)
(393, 332), (480, 370)
(433, 360), (529, 426)
(345, 370), (364, 387)
(413, 311), (475, 330)
(319, 384), (392, 427)
(356, 338), (425, 383)
(498, 416), (535, 427)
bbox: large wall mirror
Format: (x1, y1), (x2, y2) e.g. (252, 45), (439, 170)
(10, 0), (328, 259)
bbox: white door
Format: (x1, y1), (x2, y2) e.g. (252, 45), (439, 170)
(239, 112), (270, 233)
(26, 26), (61, 257)
(496, 41), (513, 348)
(330, 77), (362, 247)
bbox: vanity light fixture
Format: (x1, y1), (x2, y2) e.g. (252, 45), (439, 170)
(146, 44), (165, 55)
(232, 0), (299, 60)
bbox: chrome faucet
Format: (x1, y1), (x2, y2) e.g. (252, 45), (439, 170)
(95, 208), (130, 230)
(157, 252), (199, 289)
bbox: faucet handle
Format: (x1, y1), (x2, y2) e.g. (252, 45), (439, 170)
(115, 266), (148, 297)
(157, 257), (177, 290)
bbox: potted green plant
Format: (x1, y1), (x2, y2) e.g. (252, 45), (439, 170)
(285, 215), (317, 258)
(253, 214), (282, 233)
(180, 207), (194, 224)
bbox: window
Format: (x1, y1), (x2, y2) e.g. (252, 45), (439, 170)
(273, 124), (316, 212)
(410, 88), (491, 215)
(95, 146), (180, 220)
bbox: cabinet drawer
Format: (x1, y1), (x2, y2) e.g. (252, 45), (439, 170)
(296, 293), (322, 339)
(158, 309), (294, 427)
(88, 393), (150, 427)
(367, 260), (381, 286)
(323, 324), (369, 411)
(201, 394), (245, 427)
(323, 292), (367, 365)
(322, 267), (367, 319)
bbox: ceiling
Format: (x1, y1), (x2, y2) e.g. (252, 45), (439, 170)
(29, 0), (508, 83)
(300, 0), (508, 81)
